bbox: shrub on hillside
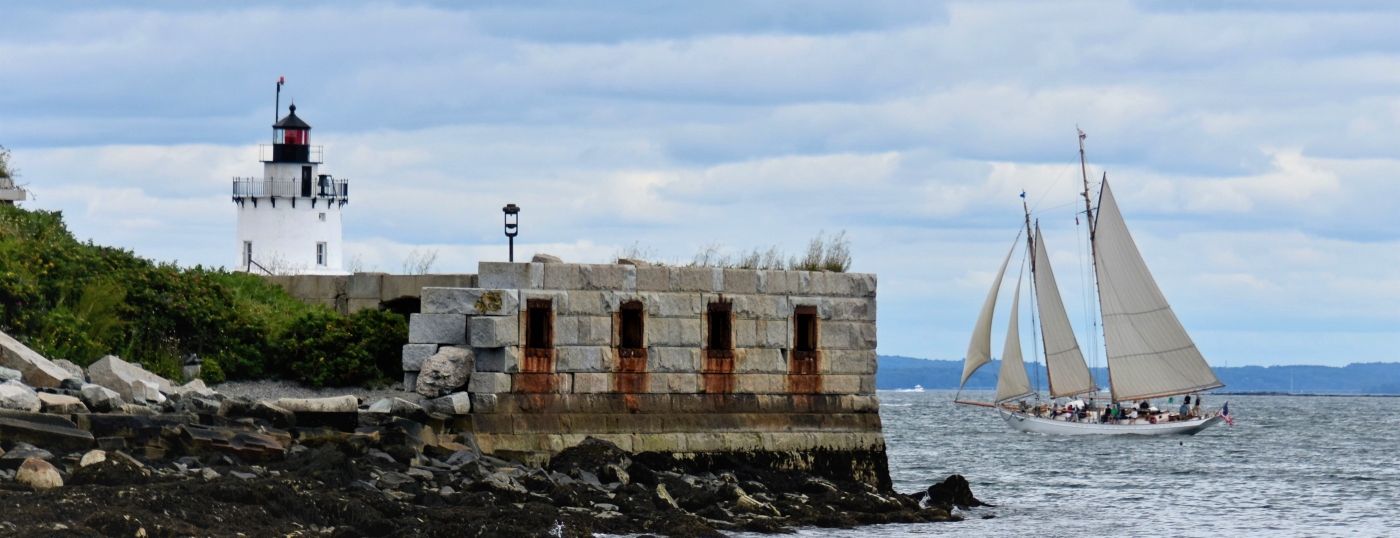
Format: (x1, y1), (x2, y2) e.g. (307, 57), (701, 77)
(0, 205), (408, 387)
(279, 308), (407, 388)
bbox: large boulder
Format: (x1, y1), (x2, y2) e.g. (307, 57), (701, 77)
(275, 395), (358, 430)
(0, 330), (72, 388)
(78, 384), (125, 413)
(416, 347), (474, 397)
(37, 393), (87, 414)
(924, 474), (987, 511)
(87, 355), (174, 403)
(15, 457), (62, 489)
(0, 381), (40, 412)
(425, 392), (471, 416)
(52, 359), (86, 380)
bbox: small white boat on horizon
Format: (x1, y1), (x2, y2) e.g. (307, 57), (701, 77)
(954, 130), (1227, 437)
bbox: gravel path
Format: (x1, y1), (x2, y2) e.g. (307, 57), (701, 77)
(211, 379), (426, 405)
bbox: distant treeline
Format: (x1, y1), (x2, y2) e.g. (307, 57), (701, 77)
(877, 356), (1400, 395)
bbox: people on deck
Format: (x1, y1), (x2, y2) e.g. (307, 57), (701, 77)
(1179, 399), (1191, 417)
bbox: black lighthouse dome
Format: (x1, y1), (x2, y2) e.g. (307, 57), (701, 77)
(269, 104), (317, 163)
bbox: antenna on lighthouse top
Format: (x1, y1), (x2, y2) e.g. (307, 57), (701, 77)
(275, 77), (285, 134)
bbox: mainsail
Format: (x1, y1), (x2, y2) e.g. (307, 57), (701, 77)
(1033, 225), (1098, 398)
(960, 235), (1020, 389)
(1093, 179), (1224, 401)
(995, 273), (1035, 403)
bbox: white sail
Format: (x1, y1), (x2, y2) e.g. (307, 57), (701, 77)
(961, 234), (1020, 389)
(1093, 179), (1224, 401)
(995, 273), (1035, 403)
(1033, 225), (1098, 398)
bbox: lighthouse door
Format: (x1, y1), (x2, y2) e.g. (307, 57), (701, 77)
(300, 166), (312, 197)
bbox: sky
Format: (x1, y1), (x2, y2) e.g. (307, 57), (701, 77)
(1, 1), (1396, 367)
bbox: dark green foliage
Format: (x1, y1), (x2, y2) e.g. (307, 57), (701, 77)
(0, 205), (407, 386)
(279, 308), (407, 388)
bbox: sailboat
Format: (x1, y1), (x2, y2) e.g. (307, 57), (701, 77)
(955, 131), (1226, 436)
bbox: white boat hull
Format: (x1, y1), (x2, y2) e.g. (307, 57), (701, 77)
(998, 408), (1223, 436)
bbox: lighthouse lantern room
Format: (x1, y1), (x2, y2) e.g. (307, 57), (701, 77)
(233, 101), (349, 275)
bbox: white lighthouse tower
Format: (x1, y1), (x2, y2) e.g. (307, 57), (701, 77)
(232, 103), (349, 275)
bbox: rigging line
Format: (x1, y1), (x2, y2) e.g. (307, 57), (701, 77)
(1028, 160), (1078, 213)
(1028, 200), (1079, 216)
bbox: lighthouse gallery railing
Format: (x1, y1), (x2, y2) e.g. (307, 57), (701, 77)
(232, 178), (348, 200)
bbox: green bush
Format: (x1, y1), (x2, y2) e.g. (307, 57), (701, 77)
(0, 205), (408, 387)
(278, 307), (407, 388)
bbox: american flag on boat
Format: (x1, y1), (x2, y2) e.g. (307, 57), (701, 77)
(1221, 402), (1234, 426)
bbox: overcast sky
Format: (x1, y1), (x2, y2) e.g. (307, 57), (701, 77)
(2, 1), (1397, 367)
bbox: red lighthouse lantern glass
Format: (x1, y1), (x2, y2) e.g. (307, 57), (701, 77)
(277, 128), (308, 145)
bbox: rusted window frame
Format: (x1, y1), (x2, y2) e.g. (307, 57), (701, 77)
(705, 299), (734, 359)
(524, 298), (555, 362)
(617, 300), (646, 358)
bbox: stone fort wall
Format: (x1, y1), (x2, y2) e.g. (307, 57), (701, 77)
(404, 262), (887, 485)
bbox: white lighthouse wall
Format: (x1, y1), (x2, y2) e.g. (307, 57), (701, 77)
(235, 200), (346, 275)
(232, 158), (347, 275)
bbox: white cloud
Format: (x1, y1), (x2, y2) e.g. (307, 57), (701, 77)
(2, 1), (1398, 366)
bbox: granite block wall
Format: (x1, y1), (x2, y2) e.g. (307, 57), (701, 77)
(404, 262), (885, 485)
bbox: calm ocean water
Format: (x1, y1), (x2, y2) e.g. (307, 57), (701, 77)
(734, 391), (1400, 538)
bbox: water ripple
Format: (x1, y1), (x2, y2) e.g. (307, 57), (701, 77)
(732, 391), (1400, 538)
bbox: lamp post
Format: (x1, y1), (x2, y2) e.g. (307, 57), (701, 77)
(503, 203), (520, 262)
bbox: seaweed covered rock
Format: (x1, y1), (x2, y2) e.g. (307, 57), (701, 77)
(548, 436), (632, 477)
(924, 474), (987, 510)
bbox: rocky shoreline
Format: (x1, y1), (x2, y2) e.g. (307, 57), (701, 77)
(0, 431), (982, 537)
(0, 340), (982, 536)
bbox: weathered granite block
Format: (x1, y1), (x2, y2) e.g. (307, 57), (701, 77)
(825, 297), (877, 321)
(513, 373), (573, 394)
(647, 373), (699, 394)
(674, 267), (719, 292)
(757, 319), (789, 348)
(468, 372), (512, 394)
(573, 373), (609, 393)
(635, 266), (671, 292)
(736, 348), (785, 373)
(824, 349), (877, 374)
(542, 263), (582, 289)
(538, 290), (586, 315)
(722, 269), (759, 294)
(646, 317), (702, 347)
(643, 292), (701, 318)
(475, 347), (522, 372)
(469, 315), (519, 348)
(733, 319), (759, 347)
(860, 374), (876, 394)
(554, 315), (610, 346)
(479, 262), (542, 289)
(731, 294), (789, 320)
(757, 271), (794, 295)
(471, 393), (498, 413)
(409, 313), (467, 344)
(555, 346), (608, 372)
(650, 347), (700, 373)
(821, 375), (862, 394)
(403, 372), (419, 392)
(346, 272), (382, 299)
(422, 288), (520, 315)
(581, 264), (634, 291)
(822, 321), (877, 350)
(401, 344), (438, 372)
(735, 374), (785, 394)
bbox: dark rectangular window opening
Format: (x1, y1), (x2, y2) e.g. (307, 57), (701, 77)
(526, 298), (554, 350)
(619, 300), (645, 350)
(794, 305), (819, 353)
(707, 300), (733, 352)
